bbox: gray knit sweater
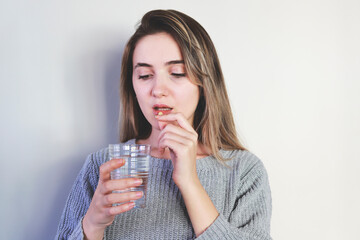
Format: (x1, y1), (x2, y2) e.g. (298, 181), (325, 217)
(55, 140), (272, 240)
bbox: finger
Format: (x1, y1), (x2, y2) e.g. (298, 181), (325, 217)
(158, 129), (183, 155)
(108, 202), (136, 215)
(158, 124), (197, 156)
(159, 135), (190, 154)
(158, 121), (169, 131)
(99, 159), (125, 182)
(101, 178), (143, 194)
(158, 145), (165, 156)
(156, 113), (194, 132)
(103, 191), (144, 206)
(158, 124), (196, 143)
(157, 117), (179, 130)
(158, 131), (194, 148)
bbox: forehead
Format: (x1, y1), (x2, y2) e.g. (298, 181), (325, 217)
(133, 32), (183, 65)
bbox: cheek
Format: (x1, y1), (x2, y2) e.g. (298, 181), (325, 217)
(182, 87), (200, 111)
(133, 81), (151, 113)
(133, 81), (145, 101)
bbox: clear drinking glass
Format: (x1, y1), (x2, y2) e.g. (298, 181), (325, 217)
(109, 144), (151, 208)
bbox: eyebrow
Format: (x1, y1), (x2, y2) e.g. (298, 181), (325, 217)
(166, 60), (184, 66)
(134, 60), (184, 69)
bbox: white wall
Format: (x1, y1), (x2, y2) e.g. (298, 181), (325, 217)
(1, 1), (359, 239)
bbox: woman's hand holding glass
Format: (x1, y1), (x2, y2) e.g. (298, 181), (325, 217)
(82, 159), (143, 240)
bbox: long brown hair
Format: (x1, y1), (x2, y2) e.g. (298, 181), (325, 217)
(119, 9), (246, 161)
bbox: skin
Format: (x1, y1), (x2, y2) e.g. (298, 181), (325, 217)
(83, 32), (219, 239)
(82, 159), (144, 240)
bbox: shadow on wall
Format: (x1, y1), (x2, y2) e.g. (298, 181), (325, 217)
(37, 154), (85, 240)
(103, 47), (124, 144)
(23, 35), (126, 240)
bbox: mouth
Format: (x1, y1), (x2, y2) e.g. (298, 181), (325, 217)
(153, 104), (173, 116)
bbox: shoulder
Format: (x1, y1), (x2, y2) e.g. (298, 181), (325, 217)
(221, 149), (269, 180)
(221, 150), (271, 208)
(83, 147), (109, 172)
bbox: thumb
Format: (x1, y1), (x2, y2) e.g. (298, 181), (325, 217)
(158, 121), (168, 130)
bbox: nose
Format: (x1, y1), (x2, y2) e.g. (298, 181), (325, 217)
(151, 74), (168, 97)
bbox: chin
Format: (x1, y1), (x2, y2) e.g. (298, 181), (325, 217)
(147, 118), (160, 131)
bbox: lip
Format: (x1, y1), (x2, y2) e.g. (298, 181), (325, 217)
(153, 104), (173, 116)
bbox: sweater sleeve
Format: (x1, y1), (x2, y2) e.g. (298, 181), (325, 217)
(55, 152), (101, 240)
(196, 158), (272, 240)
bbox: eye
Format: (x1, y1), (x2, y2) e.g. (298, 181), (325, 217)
(171, 73), (186, 78)
(138, 74), (152, 80)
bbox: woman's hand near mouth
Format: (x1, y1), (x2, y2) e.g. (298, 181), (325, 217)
(155, 112), (219, 237)
(155, 112), (198, 187)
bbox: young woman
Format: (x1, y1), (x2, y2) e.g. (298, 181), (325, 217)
(56, 9), (272, 240)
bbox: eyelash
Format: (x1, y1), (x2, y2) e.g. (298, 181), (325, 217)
(138, 74), (151, 80)
(171, 73), (186, 78)
(138, 73), (186, 80)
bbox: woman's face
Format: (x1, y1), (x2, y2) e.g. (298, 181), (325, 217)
(132, 32), (200, 131)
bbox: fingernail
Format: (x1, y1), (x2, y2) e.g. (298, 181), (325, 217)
(134, 178), (143, 184)
(136, 191), (143, 197)
(128, 202), (135, 209)
(117, 159), (124, 164)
